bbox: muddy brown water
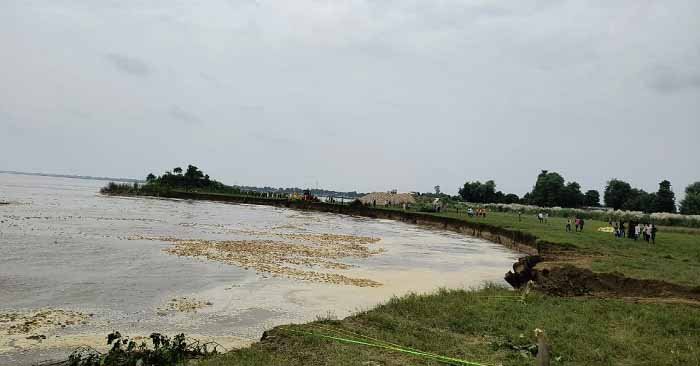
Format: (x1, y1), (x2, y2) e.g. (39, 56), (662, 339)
(0, 173), (518, 365)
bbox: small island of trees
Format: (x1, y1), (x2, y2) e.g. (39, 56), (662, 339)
(101, 165), (246, 196)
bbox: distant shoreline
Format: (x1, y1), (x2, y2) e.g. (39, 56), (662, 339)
(0, 170), (143, 183)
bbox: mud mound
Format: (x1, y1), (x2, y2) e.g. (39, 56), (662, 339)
(505, 256), (700, 300)
(534, 266), (700, 299)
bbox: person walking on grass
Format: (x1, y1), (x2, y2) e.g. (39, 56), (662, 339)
(579, 218), (585, 231)
(645, 224), (653, 243)
(566, 218), (572, 232)
(574, 217), (581, 232)
(628, 222), (636, 240)
(651, 224), (657, 244)
(538, 212), (544, 223)
(634, 224), (641, 241)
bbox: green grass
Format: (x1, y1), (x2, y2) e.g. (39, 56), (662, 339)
(416, 210), (700, 287)
(200, 286), (700, 366)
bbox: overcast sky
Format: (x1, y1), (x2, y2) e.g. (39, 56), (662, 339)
(1, 1), (698, 196)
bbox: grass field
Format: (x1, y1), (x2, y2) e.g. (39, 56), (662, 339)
(409, 210), (700, 288)
(201, 286), (700, 366)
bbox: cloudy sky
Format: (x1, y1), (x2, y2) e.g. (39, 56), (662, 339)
(1, 0), (698, 196)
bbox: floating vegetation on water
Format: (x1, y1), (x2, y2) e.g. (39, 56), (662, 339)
(157, 297), (213, 314)
(0, 309), (90, 352)
(130, 234), (384, 287)
(0, 309), (89, 336)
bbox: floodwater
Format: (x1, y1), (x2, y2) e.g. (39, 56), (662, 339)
(0, 173), (519, 365)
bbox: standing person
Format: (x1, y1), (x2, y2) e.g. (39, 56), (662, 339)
(579, 218), (585, 231)
(620, 221), (626, 238)
(642, 224), (648, 242)
(574, 217), (581, 232)
(645, 224), (652, 243)
(634, 224), (640, 241)
(538, 212), (543, 223)
(651, 224), (658, 244)
(628, 222), (635, 240)
(518, 211), (522, 221)
(566, 218), (572, 232)
(613, 222), (620, 238)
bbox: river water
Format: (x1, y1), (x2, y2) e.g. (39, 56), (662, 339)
(0, 173), (518, 365)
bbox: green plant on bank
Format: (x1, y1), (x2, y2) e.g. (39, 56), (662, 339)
(62, 331), (219, 366)
(200, 285), (700, 366)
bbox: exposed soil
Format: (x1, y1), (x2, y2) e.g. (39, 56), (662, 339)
(506, 256), (700, 301)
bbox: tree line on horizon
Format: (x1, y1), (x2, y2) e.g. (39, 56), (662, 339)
(456, 170), (700, 215)
(119, 164), (700, 216)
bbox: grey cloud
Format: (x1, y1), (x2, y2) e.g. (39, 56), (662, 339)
(169, 106), (201, 125)
(249, 131), (297, 146)
(648, 66), (700, 93)
(105, 53), (152, 76)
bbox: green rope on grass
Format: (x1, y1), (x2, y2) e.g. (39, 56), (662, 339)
(282, 327), (492, 366)
(310, 324), (446, 360)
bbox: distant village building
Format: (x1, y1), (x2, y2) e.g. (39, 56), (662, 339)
(359, 192), (416, 206)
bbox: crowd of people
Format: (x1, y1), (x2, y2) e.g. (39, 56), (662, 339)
(611, 221), (658, 243)
(467, 207), (488, 218)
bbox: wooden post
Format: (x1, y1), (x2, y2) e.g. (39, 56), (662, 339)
(535, 328), (550, 366)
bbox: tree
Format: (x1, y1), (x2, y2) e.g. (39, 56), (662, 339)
(503, 193), (520, 204)
(584, 190), (600, 207)
(560, 181), (585, 208)
(459, 181), (482, 202)
(434, 185), (441, 195)
(184, 165), (204, 181)
(652, 180), (676, 213)
(458, 180), (497, 203)
(146, 173), (156, 182)
(622, 189), (655, 213)
(482, 180), (497, 203)
(680, 182), (700, 215)
(173, 167), (183, 175)
(529, 170), (565, 207)
(604, 179), (632, 210)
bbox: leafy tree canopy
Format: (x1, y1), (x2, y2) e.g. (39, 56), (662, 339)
(653, 180), (676, 213)
(680, 182), (700, 215)
(604, 179), (632, 210)
(584, 190), (600, 207)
